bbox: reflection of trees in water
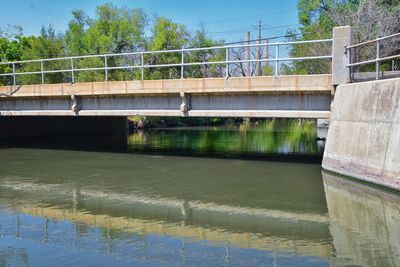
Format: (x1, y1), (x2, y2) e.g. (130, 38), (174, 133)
(128, 119), (319, 156)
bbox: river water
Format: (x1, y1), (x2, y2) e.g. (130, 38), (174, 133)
(0, 120), (399, 266)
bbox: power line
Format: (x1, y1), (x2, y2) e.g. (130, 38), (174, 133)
(0, 32), (309, 61)
(0, 28), (315, 59)
(206, 27), (254, 36)
(223, 33), (302, 45)
(206, 24), (300, 37)
(186, 9), (297, 28)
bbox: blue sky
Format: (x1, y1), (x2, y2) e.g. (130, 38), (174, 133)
(0, 0), (299, 42)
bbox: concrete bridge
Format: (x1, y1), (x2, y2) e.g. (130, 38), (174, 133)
(1, 25), (400, 192)
(0, 29), (341, 139)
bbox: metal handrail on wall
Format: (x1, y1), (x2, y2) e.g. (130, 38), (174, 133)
(346, 32), (400, 81)
(0, 39), (333, 86)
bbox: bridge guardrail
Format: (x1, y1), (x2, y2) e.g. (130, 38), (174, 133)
(0, 39), (332, 86)
(347, 32), (400, 82)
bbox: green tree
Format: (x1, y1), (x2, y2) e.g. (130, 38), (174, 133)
(144, 16), (189, 80)
(65, 3), (147, 82)
(66, 3), (147, 55)
(286, 0), (400, 75)
(0, 26), (25, 85)
(1, 25), (65, 85)
(186, 28), (225, 78)
(19, 25), (65, 84)
(65, 10), (87, 56)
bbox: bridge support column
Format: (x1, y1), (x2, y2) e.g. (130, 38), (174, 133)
(180, 92), (191, 116)
(70, 95), (82, 115)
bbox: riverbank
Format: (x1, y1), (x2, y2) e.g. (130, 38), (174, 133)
(128, 119), (325, 162)
(128, 116), (245, 129)
(127, 116), (320, 129)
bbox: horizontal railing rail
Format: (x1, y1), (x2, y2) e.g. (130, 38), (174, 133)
(0, 39), (333, 86)
(346, 33), (400, 82)
(346, 32), (400, 49)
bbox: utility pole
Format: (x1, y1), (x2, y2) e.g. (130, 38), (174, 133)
(245, 31), (251, 77)
(263, 39), (269, 75)
(255, 21), (263, 76)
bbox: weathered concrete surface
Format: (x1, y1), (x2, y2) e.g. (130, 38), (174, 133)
(0, 116), (128, 140)
(0, 92), (331, 118)
(0, 75), (332, 118)
(332, 26), (352, 86)
(323, 171), (400, 266)
(0, 75), (333, 97)
(322, 78), (400, 190)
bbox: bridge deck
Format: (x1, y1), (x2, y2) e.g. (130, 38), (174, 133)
(0, 75), (333, 118)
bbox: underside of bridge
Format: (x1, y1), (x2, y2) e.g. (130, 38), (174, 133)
(0, 116), (128, 141)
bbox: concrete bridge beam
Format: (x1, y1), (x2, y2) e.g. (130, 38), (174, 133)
(0, 91), (331, 118)
(0, 75), (333, 119)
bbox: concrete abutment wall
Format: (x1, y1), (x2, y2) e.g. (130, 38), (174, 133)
(322, 78), (400, 190)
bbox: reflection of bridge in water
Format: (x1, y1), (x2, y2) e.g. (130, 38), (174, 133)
(2, 172), (399, 266)
(1, 146), (399, 266)
(0, 180), (331, 261)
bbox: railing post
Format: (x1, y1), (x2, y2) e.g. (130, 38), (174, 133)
(181, 46), (185, 79)
(332, 26), (352, 85)
(104, 55), (108, 82)
(141, 53), (144, 80)
(40, 60), (44, 84)
(376, 39), (380, 80)
(275, 44), (279, 76)
(225, 48), (229, 77)
(70, 58), (75, 83)
(12, 63), (16, 86)
(347, 47), (352, 81)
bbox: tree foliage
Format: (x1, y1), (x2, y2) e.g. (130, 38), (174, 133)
(186, 28), (225, 78)
(145, 16), (189, 80)
(284, 0), (400, 75)
(4, 1), (397, 84)
(66, 4), (147, 55)
(0, 3), (223, 85)
(294, 0), (399, 41)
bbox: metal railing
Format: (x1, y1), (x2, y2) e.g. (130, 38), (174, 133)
(0, 39), (332, 86)
(347, 33), (400, 82)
